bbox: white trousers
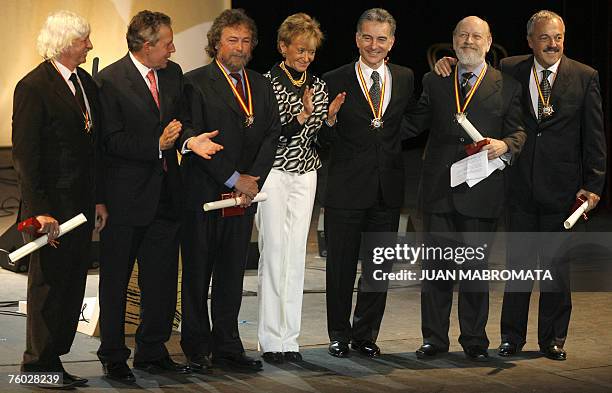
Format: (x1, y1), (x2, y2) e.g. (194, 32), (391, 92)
(255, 169), (317, 352)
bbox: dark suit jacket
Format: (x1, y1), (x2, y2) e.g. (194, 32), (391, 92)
(96, 54), (184, 225)
(12, 61), (101, 222)
(500, 55), (606, 213)
(179, 62), (281, 214)
(321, 62), (415, 210)
(409, 66), (526, 218)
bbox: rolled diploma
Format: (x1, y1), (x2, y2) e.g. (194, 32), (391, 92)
(9, 213), (88, 263)
(563, 201), (588, 230)
(203, 192), (268, 211)
(456, 113), (484, 142)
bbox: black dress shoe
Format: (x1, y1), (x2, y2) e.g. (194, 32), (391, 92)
(497, 342), (520, 357)
(416, 343), (447, 359)
(262, 352), (284, 364)
(187, 354), (212, 373)
(212, 352), (263, 372)
(102, 362), (136, 384)
(540, 345), (567, 361)
(134, 355), (190, 374)
(351, 341), (381, 358)
(284, 352), (303, 362)
(465, 346), (489, 361)
(328, 341), (349, 358)
(63, 371), (88, 386)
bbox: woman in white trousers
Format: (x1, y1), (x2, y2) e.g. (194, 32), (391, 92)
(256, 13), (345, 364)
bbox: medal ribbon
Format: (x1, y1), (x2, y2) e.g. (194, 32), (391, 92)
(50, 60), (91, 131)
(454, 63), (488, 114)
(215, 59), (253, 118)
(357, 62), (386, 120)
(532, 64), (551, 109)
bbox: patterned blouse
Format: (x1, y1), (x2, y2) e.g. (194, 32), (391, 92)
(264, 63), (329, 174)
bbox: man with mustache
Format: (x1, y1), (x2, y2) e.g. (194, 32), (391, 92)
(407, 16), (526, 361)
(178, 9), (281, 372)
(96, 10), (221, 382)
(320, 8), (417, 359)
(435, 10), (606, 361)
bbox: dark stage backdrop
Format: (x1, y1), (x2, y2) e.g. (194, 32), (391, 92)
(232, 0), (611, 207)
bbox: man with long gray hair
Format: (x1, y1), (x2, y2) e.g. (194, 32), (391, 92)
(12, 10), (107, 389)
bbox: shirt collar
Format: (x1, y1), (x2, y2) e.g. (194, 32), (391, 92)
(129, 51), (155, 79)
(458, 61), (486, 81)
(52, 59), (76, 82)
(534, 57), (561, 77)
(358, 57), (386, 82)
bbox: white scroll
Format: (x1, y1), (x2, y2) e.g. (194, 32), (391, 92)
(455, 113), (485, 142)
(564, 201), (589, 230)
(202, 192), (268, 211)
(8, 214), (88, 263)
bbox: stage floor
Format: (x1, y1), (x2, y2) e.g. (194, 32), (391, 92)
(1, 238), (612, 392)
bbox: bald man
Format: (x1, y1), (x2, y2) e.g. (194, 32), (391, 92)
(405, 16), (526, 361)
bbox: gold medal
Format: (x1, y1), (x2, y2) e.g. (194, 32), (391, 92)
(370, 118), (383, 129)
(215, 59), (254, 127)
(357, 62), (386, 130)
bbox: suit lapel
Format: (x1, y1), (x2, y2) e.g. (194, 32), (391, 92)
(548, 55), (571, 110)
(46, 61), (84, 121)
(122, 55), (160, 117)
(517, 57), (538, 121)
(347, 62), (374, 119)
(209, 63), (244, 119)
(469, 66), (500, 110)
(76, 67), (97, 129)
(157, 67), (171, 121)
(383, 63), (398, 120)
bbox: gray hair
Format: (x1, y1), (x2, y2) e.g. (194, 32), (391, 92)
(527, 10), (565, 36)
(36, 10), (90, 60)
(356, 8), (396, 36)
(127, 10), (172, 52)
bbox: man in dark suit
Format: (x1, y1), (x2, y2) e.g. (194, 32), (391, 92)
(12, 10), (107, 389)
(179, 9), (281, 372)
(320, 8), (416, 359)
(409, 16), (526, 361)
(95, 11), (221, 382)
(496, 11), (606, 361)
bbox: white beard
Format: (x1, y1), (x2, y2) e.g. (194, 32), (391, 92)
(456, 47), (485, 67)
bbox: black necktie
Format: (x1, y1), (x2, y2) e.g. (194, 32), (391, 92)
(537, 69), (552, 119)
(369, 70), (381, 110)
(68, 73), (86, 114)
(229, 72), (246, 102)
(461, 72), (474, 99)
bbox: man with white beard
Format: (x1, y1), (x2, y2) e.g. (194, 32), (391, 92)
(404, 16), (526, 361)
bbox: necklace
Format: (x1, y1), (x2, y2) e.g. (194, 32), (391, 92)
(279, 61), (306, 87)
